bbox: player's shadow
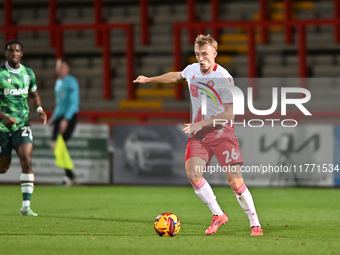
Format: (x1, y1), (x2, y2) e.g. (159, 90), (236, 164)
(41, 215), (152, 224)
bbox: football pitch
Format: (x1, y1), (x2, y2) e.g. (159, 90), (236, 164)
(1, 186), (339, 255)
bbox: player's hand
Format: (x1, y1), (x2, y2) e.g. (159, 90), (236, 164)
(2, 116), (18, 129)
(50, 141), (56, 151)
(38, 110), (47, 125)
(133, 75), (149, 84)
(47, 117), (54, 126)
(60, 119), (68, 133)
(183, 122), (203, 134)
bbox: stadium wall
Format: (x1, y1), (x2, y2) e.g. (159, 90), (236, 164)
(3, 123), (337, 187)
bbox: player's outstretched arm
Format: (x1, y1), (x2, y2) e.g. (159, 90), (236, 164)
(133, 72), (183, 84)
(29, 90), (47, 125)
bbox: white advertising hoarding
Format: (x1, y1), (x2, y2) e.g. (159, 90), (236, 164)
(0, 124), (110, 184)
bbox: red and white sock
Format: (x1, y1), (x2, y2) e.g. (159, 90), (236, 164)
(233, 183), (260, 227)
(192, 178), (223, 216)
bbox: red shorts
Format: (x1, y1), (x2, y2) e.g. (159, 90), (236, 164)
(185, 137), (243, 167)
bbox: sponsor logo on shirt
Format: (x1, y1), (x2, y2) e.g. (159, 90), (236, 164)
(196, 81), (223, 106)
(4, 87), (29, 95)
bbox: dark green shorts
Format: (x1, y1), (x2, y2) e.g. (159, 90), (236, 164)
(0, 125), (33, 156)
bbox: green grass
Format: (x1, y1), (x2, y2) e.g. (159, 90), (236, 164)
(0, 186), (340, 255)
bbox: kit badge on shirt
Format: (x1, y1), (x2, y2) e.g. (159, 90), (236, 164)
(24, 76), (29, 84)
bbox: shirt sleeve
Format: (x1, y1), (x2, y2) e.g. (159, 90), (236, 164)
(181, 64), (192, 79)
(29, 70), (37, 92)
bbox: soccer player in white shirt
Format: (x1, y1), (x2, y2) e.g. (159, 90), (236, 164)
(133, 34), (263, 236)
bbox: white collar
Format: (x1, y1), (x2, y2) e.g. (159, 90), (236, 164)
(5, 62), (22, 73)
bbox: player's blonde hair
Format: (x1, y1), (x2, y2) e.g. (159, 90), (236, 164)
(194, 34), (218, 51)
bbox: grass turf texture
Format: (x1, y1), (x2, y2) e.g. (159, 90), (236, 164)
(0, 186), (339, 255)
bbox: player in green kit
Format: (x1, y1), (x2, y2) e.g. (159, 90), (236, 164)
(0, 40), (47, 216)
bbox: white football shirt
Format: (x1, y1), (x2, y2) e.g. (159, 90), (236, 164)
(181, 63), (234, 123)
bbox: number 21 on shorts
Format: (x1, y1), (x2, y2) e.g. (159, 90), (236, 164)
(21, 126), (33, 141)
(223, 148), (239, 163)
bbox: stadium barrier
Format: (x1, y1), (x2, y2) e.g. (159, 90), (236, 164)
(112, 124), (340, 187)
(2, 122), (340, 187)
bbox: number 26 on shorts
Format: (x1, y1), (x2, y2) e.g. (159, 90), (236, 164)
(222, 148), (239, 163)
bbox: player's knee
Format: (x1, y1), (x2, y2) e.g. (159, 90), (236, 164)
(0, 165), (10, 174)
(228, 178), (244, 191)
(185, 165), (192, 178)
(186, 167), (203, 184)
(0, 157), (11, 173)
(189, 177), (203, 185)
(185, 162), (203, 181)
